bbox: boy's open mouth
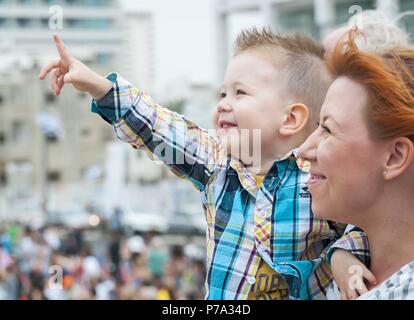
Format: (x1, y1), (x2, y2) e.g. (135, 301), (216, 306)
(218, 120), (238, 130)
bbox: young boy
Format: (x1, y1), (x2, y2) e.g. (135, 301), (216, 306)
(39, 29), (372, 300)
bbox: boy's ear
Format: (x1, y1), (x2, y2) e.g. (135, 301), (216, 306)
(278, 103), (309, 137)
(383, 137), (414, 181)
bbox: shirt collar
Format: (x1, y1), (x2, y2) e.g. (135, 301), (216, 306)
(228, 148), (310, 196)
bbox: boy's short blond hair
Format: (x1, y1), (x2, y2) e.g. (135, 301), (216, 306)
(234, 27), (333, 125)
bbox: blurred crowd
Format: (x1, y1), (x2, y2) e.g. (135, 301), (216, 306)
(0, 218), (206, 300)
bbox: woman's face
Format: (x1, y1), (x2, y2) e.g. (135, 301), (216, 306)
(298, 77), (387, 226)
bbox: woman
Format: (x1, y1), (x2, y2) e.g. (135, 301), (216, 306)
(298, 31), (414, 300)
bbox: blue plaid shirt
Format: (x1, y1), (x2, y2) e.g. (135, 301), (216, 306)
(91, 73), (370, 300)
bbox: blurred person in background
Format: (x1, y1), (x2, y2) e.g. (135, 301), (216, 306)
(0, 244), (15, 299)
(147, 236), (168, 279)
(108, 230), (122, 282)
(0, 220), (206, 300)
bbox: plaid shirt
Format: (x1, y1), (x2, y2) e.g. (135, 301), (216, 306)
(328, 261), (414, 300)
(91, 73), (370, 300)
(358, 261), (414, 300)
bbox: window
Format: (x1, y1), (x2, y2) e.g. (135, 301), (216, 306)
(278, 6), (319, 39)
(18, 0), (35, 4)
(0, 18), (6, 28)
(12, 121), (27, 144)
(47, 170), (61, 182)
(97, 53), (111, 66)
(81, 128), (91, 137)
(400, 0), (414, 42)
(78, 92), (88, 99)
(400, 0), (414, 10)
(42, 0), (57, 5)
(45, 92), (56, 104)
(0, 169), (6, 186)
(0, 132), (5, 144)
(66, 18), (111, 30)
(41, 19), (50, 28)
(17, 18), (32, 28)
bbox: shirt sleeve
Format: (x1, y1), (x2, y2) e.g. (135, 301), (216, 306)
(305, 224), (370, 300)
(91, 72), (226, 192)
(326, 223), (370, 266)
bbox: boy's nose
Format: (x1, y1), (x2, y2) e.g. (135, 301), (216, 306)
(216, 103), (232, 113)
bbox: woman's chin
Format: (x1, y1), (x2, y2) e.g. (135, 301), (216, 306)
(310, 202), (332, 220)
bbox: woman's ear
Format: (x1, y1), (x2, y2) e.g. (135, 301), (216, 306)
(383, 137), (414, 180)
(279, 103), (309, 137)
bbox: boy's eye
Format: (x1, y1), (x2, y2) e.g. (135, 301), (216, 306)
(219, 92), (226, 99)
(236, 89), (246, 95)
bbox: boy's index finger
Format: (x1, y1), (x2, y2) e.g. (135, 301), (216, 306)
(53, 34), (72, 62)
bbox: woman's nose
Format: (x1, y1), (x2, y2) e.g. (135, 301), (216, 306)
(297, 131), (318, 161)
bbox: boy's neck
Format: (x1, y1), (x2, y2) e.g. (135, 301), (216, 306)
(245, 148), (295, 175)
(241, 132), (309, 175)
(246, 159), (275, 176)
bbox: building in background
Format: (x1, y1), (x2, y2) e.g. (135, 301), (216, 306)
(0, 51), (113, 219)
(0, 0), (156, 219)
(214, 0), (414, 78)
(119, 10), (155, 94)
(0, 0), (121, 65)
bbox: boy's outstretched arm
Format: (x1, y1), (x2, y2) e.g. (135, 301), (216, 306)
(39, 34), (112, 100)
(40, 35), (225, 192)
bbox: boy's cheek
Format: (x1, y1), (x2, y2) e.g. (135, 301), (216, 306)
(212, 110), (219, 129)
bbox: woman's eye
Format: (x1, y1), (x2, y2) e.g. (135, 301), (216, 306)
(236, 89), (246, 95)
(317, 122), (331, 134)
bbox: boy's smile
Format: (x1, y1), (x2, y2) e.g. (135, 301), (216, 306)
(218, 119), (237, 130)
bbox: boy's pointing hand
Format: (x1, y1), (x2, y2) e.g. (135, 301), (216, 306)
(39, 34), (113, 100)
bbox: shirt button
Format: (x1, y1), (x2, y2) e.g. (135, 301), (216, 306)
(258, 244), (267, 253)
(247, 276), (256, 285)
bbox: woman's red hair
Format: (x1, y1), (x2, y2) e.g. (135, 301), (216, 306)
(328, 29), (414, 141)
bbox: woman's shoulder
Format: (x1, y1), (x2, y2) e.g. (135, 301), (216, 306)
(359, 261), (414, 300)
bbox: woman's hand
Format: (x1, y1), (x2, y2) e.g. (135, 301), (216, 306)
(331, 249), (377, 300)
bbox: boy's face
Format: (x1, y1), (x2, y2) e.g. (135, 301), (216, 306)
(214, 50), (288, 160)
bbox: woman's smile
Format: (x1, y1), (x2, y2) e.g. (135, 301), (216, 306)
(308, 172), (327, 186)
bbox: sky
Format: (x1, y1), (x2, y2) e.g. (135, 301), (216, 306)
(121, 0), (264, 95)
